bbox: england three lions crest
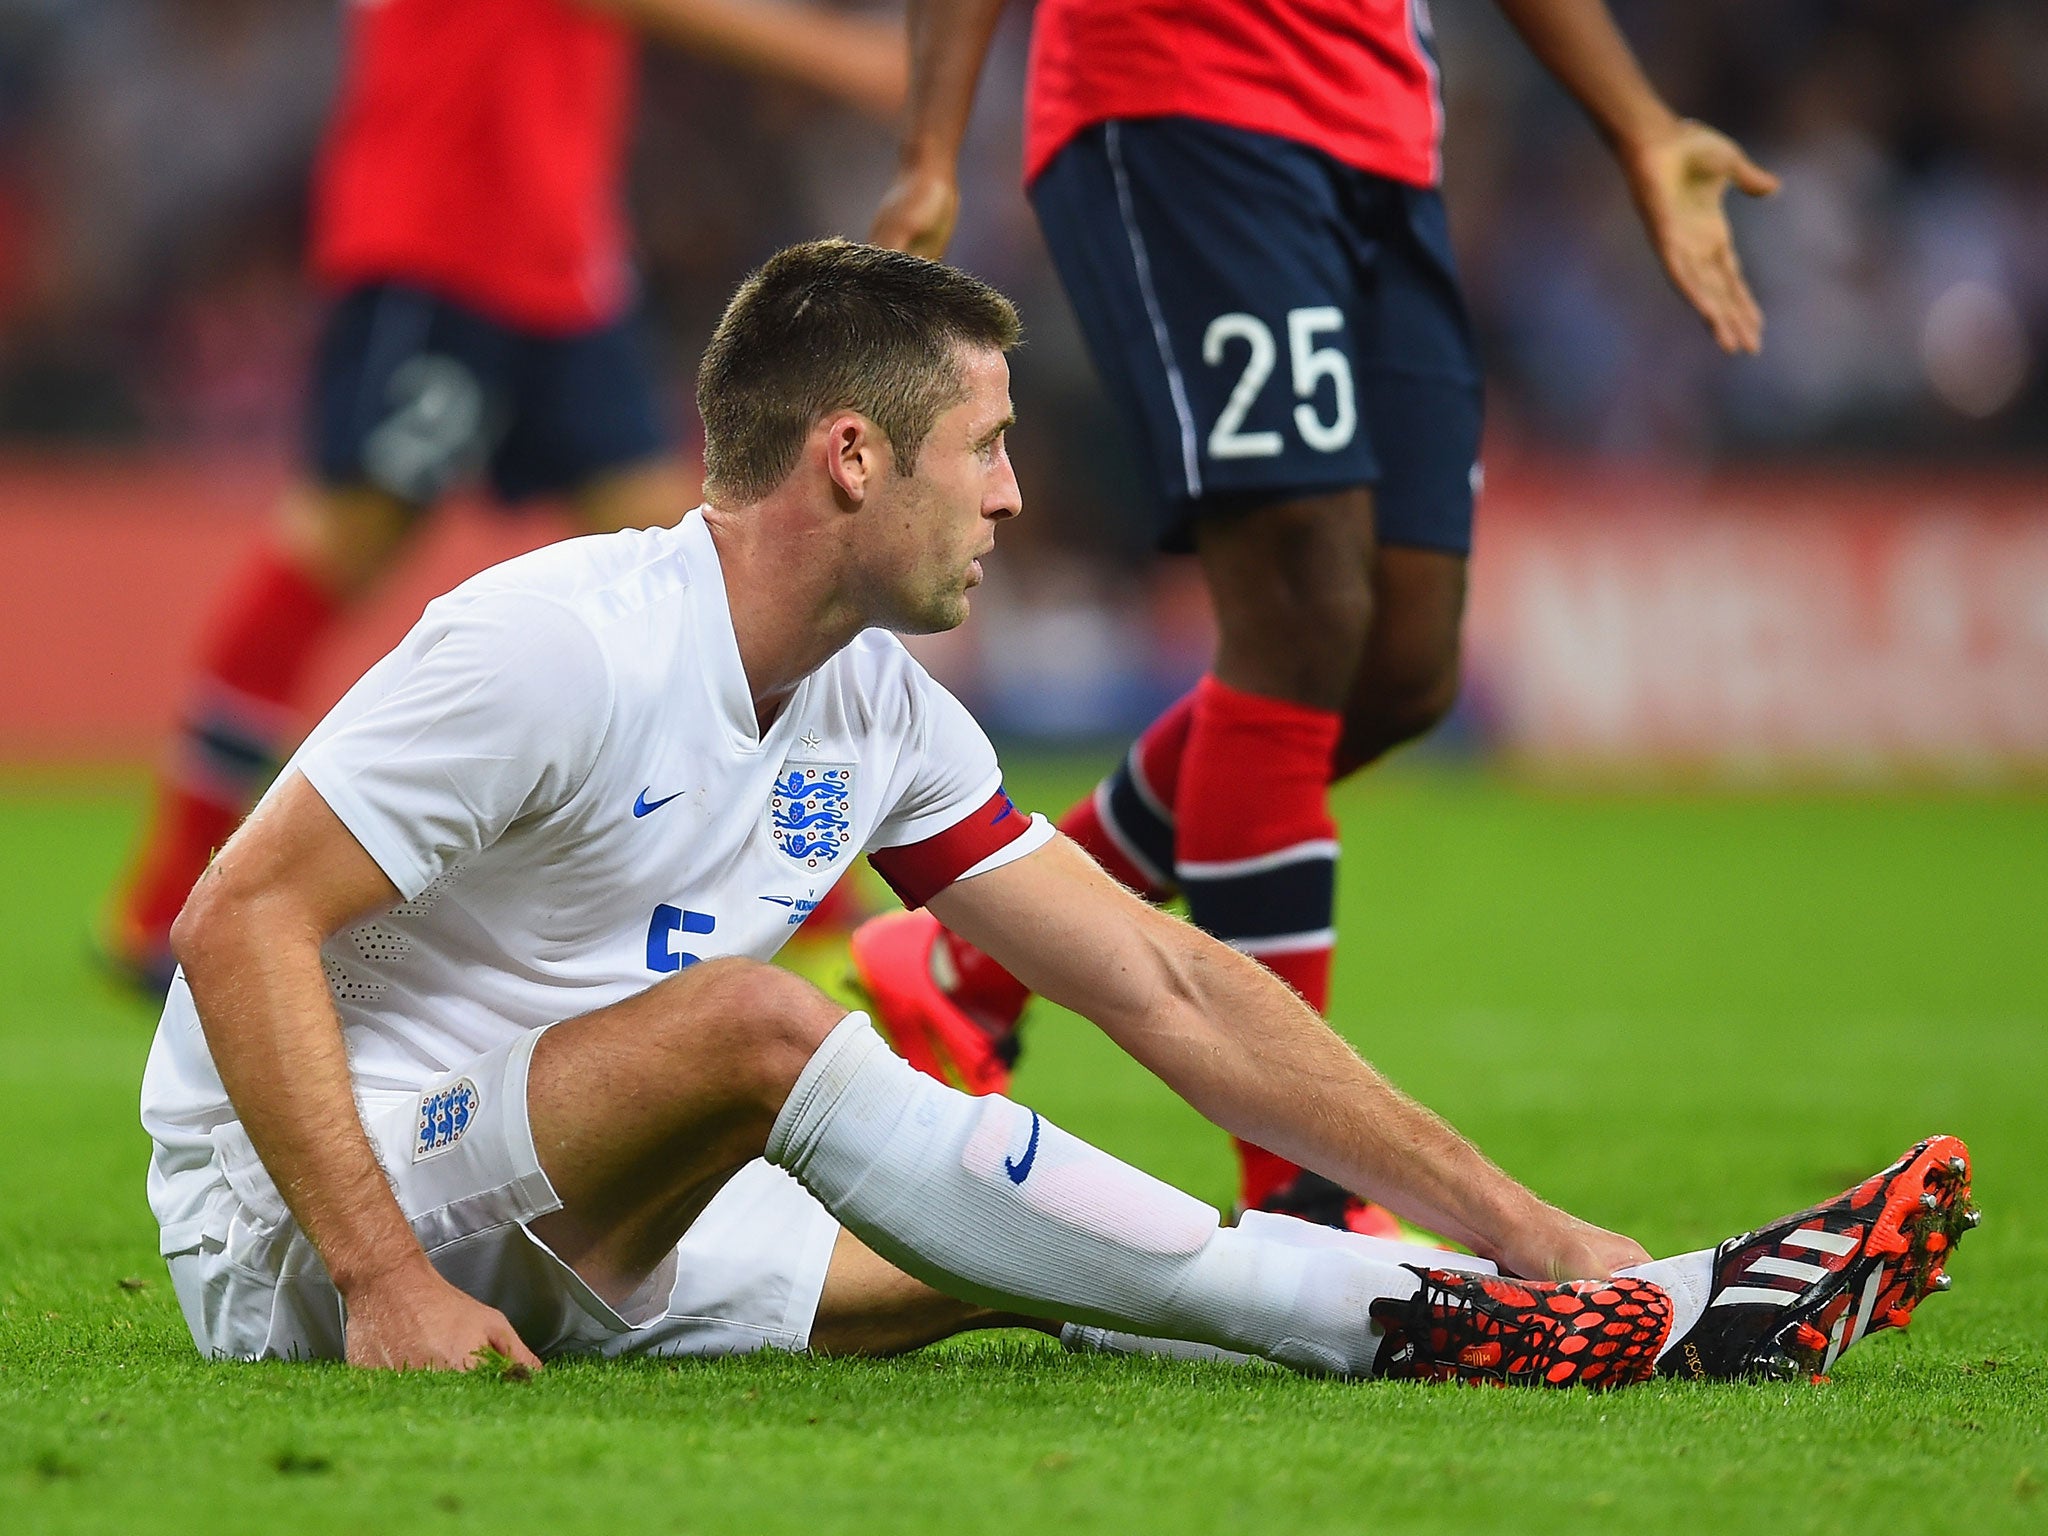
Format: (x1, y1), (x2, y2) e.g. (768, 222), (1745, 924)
(768, 762), (855, 867)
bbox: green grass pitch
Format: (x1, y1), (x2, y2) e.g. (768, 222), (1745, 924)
(2, 763), (2043, 1534)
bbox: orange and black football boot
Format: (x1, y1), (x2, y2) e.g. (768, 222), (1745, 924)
(1370, 1270), (1676, 1389)
(1656, 1134), (1976, 1382)
(1367, 1136), (1976, 1390)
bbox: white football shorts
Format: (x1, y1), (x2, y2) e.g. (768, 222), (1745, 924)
(164, 1025), (843, 1361)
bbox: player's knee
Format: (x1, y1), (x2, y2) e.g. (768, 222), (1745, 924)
(1200, 496), (1376, 705)
(1385, 660), (1461, 745)
(1335, 655), (1462, 778)
(647, 957), (844, 1117)
(277, 483), (415, 600)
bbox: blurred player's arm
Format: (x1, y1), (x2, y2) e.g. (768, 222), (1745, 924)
(170, 774), (543, 1375)
(869, 0), (1011, 255)
(1492, 0), (1780, 354)
(576, 0), (908, 121)
(927, 834), (1649, 1282)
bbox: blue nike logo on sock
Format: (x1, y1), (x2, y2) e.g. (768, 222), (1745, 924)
(633, 787), (684, 818)
(1004, 1111), (1042, 1184)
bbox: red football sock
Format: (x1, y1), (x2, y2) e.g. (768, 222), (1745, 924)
(1173, 676), (1342, 1210)
(115, 544), (342, 951)
(1058, 686), (1195, 902)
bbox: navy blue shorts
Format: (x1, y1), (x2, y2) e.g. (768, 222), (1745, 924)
(308, 282), (670, 507)
(1031, 118), (1483, 554)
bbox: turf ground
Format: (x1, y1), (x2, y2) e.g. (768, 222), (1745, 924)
(2, 762), (2043, 1535)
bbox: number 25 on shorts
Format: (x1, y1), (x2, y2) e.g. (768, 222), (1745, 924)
(1203, 307), (1357, 459)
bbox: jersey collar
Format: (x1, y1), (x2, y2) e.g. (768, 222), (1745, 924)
(676, 507), (806, 754)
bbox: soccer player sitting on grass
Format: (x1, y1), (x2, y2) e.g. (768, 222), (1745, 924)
(144, 241), (1975, 1384)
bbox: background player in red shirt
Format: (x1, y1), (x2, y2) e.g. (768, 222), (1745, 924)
(107, 0), (906, 987)
(861, 0), (1780, 1230)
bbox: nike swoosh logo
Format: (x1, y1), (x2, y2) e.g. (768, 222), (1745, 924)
(633, 787), (684, 818)
(1004, 1111), (1042, 1185)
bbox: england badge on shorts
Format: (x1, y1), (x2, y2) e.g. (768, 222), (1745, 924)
(414, 1077), (480, 1162)
(767, 762), (855, 868)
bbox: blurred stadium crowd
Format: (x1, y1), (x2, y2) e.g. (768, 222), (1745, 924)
(1, 0), (2043, 766)
(3, 0), (2045, 488)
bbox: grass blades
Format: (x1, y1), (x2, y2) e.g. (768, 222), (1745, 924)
(1, 764), (2043, 1534)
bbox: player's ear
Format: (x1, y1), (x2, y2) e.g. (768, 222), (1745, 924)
(821, 412), (885, 507)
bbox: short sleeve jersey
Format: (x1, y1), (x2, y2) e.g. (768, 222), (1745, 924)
(1024, 0), (1445, 189)
(140, 512), (1051, 1252)
(310, 0), (638, 332)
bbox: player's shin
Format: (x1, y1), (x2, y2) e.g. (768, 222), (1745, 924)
(766, 1013), (1422, 1376)
(1058, 1212), (1501, 1366)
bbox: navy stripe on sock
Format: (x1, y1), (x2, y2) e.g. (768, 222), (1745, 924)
(1103, 758), (1175, 885)
(1182, 854), (1335, 946)
(186, 715), (281, 788)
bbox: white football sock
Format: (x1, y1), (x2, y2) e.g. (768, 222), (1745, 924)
(1057, 1211), (1499, 1364)
(766, 1014), (1424, 1376)
(1623, 1249), (1714, 1359)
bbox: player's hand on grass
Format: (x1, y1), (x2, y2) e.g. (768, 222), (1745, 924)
(1497, 1208), (1652, 1282)
(1621, 118), (1779, 355)
(870, 166), (960, 258)
(342, 1266), (543, 1374)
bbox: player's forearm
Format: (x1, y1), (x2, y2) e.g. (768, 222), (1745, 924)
(895, 0), (1010, 172)
(583, 0), (897, 104)
(1098, 917), (1548, 1255)
(940, 841), (1555, 1256)
(173, 891), (427, 1296)
(1491, 0), (1682, 156)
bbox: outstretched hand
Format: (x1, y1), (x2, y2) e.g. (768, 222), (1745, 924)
(1621, 118), (1780, 355)
(343, 1267), (543, 1374)
(870, 165), (961, 259)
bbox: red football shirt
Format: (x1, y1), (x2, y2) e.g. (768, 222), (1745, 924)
(1024, 0), (1445, 189)
(311, 0), (638, 333)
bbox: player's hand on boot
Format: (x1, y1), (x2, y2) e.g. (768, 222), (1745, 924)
(871, 166), (960, 258)
(1498, 1209), (1651, 1282)
(1621, 118), (1779, 355)
(342, 1266), (543, 1374)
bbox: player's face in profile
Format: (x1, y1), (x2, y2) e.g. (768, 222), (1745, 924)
(874, 346), (1020, 633)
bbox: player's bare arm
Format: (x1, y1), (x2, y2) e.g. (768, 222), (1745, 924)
(170, 774), (543, 1374)
(578, 0), (908, 121)
(869, 0), (1011, 256)
(1492, 0), (1779, 354)
(927, 835), (1650, 1282)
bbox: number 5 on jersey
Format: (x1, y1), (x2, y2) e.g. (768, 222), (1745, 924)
(1203, 307), (1357, 459)
(647, 905), (715, 973)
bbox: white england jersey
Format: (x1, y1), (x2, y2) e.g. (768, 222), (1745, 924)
(141, 510), (1050, 1254)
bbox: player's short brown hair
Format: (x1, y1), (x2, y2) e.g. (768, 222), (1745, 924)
(697, 239), (1021, 503)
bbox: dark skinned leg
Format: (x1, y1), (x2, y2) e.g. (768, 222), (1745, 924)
(1332, 545), (1468, 780)
(1192, 487), (1378, 710)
